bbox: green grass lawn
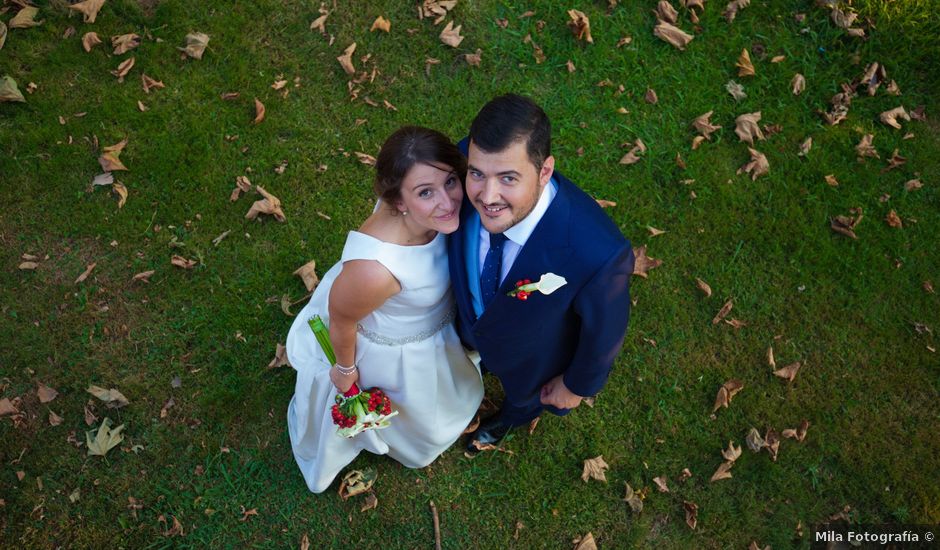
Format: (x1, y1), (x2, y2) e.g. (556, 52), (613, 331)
(1, 0), (938, 547)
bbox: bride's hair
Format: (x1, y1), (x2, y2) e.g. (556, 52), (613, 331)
(373, 126), (466, 210)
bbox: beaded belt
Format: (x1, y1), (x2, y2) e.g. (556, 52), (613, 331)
(356, 307), (456, 346)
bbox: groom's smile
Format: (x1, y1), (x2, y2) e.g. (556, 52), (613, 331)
(467, 140), (553, 234)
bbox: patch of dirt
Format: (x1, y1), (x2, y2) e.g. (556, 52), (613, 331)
(138, 0), (161, 17)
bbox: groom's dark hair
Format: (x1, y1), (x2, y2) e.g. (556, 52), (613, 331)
(469, 94), (551, 171)
(374, 126), (466, 210)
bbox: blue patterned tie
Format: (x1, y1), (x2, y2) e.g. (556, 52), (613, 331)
(480, 232), (508, 308)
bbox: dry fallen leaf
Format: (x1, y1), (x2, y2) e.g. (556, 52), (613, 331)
(622, 483), (643, 512)
(710, 461), (734, 481)
(581, 455), (609, 483)
(355, 152), (376, 166)
(695, 278), (712, 297)
(904, 179), (922, 192)
(791, 73), (806, 95)
(632, 245), (662, 279)
(74, 262), (97, 284)
(653, 476), (670, 492)
(692, 111), (721, 139)
(111, 57), (135, 82)
(132, 270), (155, 283)
(465, 49), (482, 67)
(267, 343), (290, 369)
(880, 106), (910, 130)
(773, 361), (802, 382)
(782, 419), (810, 441)
(885, 210), (902, 228)
(179, 32), (210, 59)
(684, 501), (698, 530)
(137, 100), (147, 112)
(723, 0), (750, 22)
(86, 418), (124, 456)
(746, 427), (765, 451)
(736, 49), (755, 77)
(726, 80), (746, 101)
(10, 6), (43, 29)
(825, 174), (839, 187)
(293, 260), (319, 291)
(246, 186), (286, 222)
(734, 112), (764, 144)
(141, 73), (165, 93)
(712, 379), (743, 413)
(82, 32), (102, 52)
(360, 493), (378, 512)
(0, 76), (26, 103)
(882, 148), (906, 172)
(567, 9), (593, 43)
(722, 441), (742, 462)
(68, 0), (106, 24)
(620, 139), (647, 165)
(371, 16), (391, 33)
(99, 138), (129, 171)
(770, 55), (785, 63)
(855, 134), (879, 160)
(653, 20), (693, 50)
(113, 181), (127, 208)
(171, 255), (197, 269)
(737, 147), (769, 180)
(111, 33), (140, 55)
(38, 383), (59, 403)
(338, 469), (377, 500)
(439, 20), (464, 48)
(798, 137), (813, 156)
(655, 0), (679, 24)
(647, 226), (666, 237)
(573, 532), (597, 550)
(337, 42), (357, 74)
(253, 98), (265, 124)
(0, 22), (5, 51)
(87, 385), (129, 408)
(310, 13), (329, 34)
(645, 88), (658, 104)
(712, 299), (733, 324)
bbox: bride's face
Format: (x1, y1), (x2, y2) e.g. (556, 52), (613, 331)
(395, 162), (463, 234)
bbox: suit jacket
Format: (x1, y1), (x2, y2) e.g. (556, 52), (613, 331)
(448, 142), (635, 407)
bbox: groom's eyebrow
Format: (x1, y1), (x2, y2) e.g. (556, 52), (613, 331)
(468, 164), (521, 177)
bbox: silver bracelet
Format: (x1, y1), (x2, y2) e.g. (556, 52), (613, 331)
(334, 363), (357, 375)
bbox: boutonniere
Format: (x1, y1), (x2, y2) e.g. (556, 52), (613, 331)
(507, 273), (568, 301)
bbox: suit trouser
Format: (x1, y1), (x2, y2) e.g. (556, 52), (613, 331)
(498, 394), (571, 427)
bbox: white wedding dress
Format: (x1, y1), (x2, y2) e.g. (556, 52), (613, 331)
(286, 230), (484, 493)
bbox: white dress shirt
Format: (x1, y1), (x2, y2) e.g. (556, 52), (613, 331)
(478, 178), (558, 283)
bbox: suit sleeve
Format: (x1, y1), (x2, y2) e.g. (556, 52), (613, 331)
(562, 243), (635, 397)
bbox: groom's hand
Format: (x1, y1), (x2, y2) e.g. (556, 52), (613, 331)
(539, 375), (583, 410)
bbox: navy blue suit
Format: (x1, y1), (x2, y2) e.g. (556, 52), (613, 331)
(448, 141), (635, 426)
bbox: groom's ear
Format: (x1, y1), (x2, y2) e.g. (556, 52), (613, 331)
(538, 155), (555, 187)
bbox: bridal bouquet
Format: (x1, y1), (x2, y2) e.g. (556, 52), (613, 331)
(308, 315), (399, 438)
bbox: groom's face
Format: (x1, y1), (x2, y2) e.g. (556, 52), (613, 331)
(467, 139), (554, 234)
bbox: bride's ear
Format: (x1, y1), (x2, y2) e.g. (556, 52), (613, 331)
(394, 199), (407, 215)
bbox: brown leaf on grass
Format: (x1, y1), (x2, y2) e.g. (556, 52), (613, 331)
(371, 16), (391, 33)
(527, 416), (539, 434)
(179, 32), (209, 59)
(886, 80), (900, 95)
(619, 139), (647, 165)
(791, 73), (806, 95)
(465, 49), (482, 66)
(68, 0), (106, 23)
(113, 181), (127, 208)
(566, 60), (576, 72)
(824, 174), (839, 187)
(355, 152), (376, 166)
(654, 1), (679, 24)
(337, 42), (357, 74)
(0, 21), (6, 51)
(84, 402), (98, 426)
(82, 32), (102, 52)
(653, 20), (693, 50)
(695, 278), (712, 297)
(19, 261), (39, 270)
(581, 455), (609, 482)
(238, 506), (258, 522)
(293, 260), (319, 291)
(830, 7), (858, 29)
(885, 210), (903, 228)
(0, 398), (18, 416)
(722, 441), (742, 462)
(653, 476), (670, 492)
(909, 105), (926, 121)
(617, 36), (633, 47)
(523, 34), (546, 64)
(692, 136), (706, 149)
(726, 80), (746, 101)
(645, 88), (658, 104)
(860, 62), (886, 96)
(647, 226), (666, 237)
(99, 138), (128, 171)
(767, 346), (776, 368)
(904, 179), (922, 192)
(710, 461), (733, 481)
(770, 55), (785, 63)
(566, 9), (593, 43)
(159, 514), (184, 537)
(132, 270), (155, 283)
(773, 361), (802, 382)
(764, 428), (780, 461)
(880, 106), (910, 129)
(339, 469), (378, 500)
(573, 532), (597, 550)
(736, 49), (755, 77)
(111, 33), (140, 55)
(310, 11), (329, 33)
(855, 134), (879, 160)
(160, 397), (174, 418)
(137, 100), (148, 112)
(252, 98), (265, 124)
(712, 379), (743, 412)
(622, 483), (643, 512)
(418, 0), (458, 23)
(632, 245), (662, 279)
(679, 468), (693, 481)
(782, 419), (810, 441)
(723, 0), (750, 22)
(75, 262), (97, 284)
(737, 147), (769, 180)
(595, 199), (616, 208)
(798, 137), (813, 156)
(171, 255), (197, 269)
(745, 427), (765, 451)
(692, 111), (721, 139)
(141, 74), (165, 93)
(10, 6), (43, 28)
(38, 383), (59, 403)
(439, 20), (464, 47)
(882, 149), (906, 172)
(246, 186), (286, 222)
(220, 91), (240, 100)
(734, 112), (764, 144)
(712, 299), (733, 324)
(684, 501), (698, 529)
(360, 492), (378, 512)
(87, 385), (129, 408)
(267, 343), (289, 369)
(111, 57), (135, 82)
(725, 318), (747, 329)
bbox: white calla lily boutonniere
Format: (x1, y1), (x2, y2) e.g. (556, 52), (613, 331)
(507, 272), (568, 301)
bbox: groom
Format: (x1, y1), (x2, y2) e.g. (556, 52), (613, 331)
(448, 94), (635, 453)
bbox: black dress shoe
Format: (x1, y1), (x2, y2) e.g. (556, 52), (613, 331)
(466, 417), (513, 454)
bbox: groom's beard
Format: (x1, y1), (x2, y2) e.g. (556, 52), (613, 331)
(477, 185), (541, 234)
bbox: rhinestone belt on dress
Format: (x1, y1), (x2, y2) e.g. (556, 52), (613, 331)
(356, 306), (456, 346)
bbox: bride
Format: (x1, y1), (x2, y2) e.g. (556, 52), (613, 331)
(285, 126), (484, 493)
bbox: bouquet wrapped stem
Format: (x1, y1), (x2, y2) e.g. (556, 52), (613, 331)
(308, 315), (398, 438)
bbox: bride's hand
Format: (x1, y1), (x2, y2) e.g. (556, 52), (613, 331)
(329, 366), (359, 393)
